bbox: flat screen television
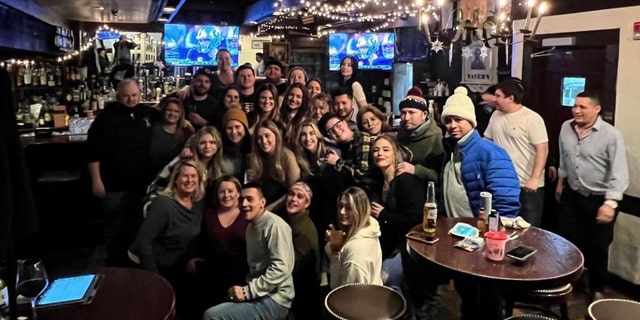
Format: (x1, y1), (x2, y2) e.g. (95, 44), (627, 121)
(329, 32), (395, 71)
(164, 24), (240, 67)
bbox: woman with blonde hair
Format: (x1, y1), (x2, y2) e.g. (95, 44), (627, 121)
(325, 186), (382, 289)
(147, 126), (224, 198)
(292, 120), (327, 177)
(130, 160), (207, 275)
(309, 93), (332, 120)
(357, 105), (391, 138)
(247, 120), (300, 205)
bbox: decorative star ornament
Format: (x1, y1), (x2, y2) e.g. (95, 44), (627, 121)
(431, 38), (445, 53)
(461, 46), (474, 59)
(479, 46), (489, 59)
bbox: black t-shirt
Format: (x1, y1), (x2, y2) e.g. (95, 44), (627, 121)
(239, 92), (257, 114)
(185, 95), (223, 130)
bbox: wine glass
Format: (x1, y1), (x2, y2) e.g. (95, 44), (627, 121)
(16, 259), (49, 320)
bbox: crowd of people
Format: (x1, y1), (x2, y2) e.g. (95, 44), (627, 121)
(86, 52), (628, 320)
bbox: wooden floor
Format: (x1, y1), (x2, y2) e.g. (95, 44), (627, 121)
(432, 281), (632, 320)
(40, 242), (638, 320)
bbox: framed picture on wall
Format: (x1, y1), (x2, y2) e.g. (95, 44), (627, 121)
(251, 40), (267, 49)
(264, 42), (290, 64)
(461, 40), (498, 85)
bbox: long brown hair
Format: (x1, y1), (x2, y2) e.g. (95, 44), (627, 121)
(292, 120), (327, 177)
(248, 120), (287, 184)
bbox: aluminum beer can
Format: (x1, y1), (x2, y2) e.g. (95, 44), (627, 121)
(480, 192), (492, 223)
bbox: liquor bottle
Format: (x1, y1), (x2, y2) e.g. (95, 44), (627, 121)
(16, 66), (24, 87)
(32, 67), (41, 86)
(39, 65), (47, 86)
(477, 207), (487, 236)
(55, 65), (63, 86)
(488, 209), (500, 232)
(0, 276), (9, 320)
(422, 181), (437, 234)
(23, 66), (32, 86)
(43, 103), (53, 127)
(47, 65), (56, 87)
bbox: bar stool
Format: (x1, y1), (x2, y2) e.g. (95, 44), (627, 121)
(324, 283), (406, 320)
(587, 298), (640, 320)
(504, 284), (572, 320)
(36, 169), (89, 253)
(504, 315), (557, 320)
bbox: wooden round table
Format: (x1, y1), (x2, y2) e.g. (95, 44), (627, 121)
(406, 218), (584, 289)
(34, 267), (175, 320)
(588, 298), (640, 320)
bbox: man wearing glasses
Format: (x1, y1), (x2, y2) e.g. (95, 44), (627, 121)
(318, 111), (372, 186)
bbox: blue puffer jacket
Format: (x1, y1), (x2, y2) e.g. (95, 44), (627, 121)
(458, 130), (521, 217)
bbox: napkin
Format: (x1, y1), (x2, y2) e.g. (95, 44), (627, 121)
(500, 216), (531, 229)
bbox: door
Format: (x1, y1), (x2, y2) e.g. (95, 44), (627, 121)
(522, 29), (619, 167)
(521, 29), (619, 229)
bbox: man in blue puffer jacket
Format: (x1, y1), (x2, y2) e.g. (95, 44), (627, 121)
(441, 86), (520, 219)
(439, 86), (520, 320)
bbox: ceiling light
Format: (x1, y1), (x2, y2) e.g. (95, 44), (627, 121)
(158, 17), (168, 22)
(163, 7), (176, 13)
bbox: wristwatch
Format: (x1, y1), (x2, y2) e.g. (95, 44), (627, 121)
(604, 200), (618, 209)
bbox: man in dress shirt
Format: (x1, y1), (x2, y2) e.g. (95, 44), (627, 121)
(556, 91), (629, 300)
(331, 87), (359, 131)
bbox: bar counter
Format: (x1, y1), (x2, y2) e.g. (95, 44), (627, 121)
(20, 132), (87, 147)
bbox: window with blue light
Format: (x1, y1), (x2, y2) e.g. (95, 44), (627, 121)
(561, 77), (586, 107)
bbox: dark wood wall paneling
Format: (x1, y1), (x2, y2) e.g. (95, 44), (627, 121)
(0, 3), (58, 57)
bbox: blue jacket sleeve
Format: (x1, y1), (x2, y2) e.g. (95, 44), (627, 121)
(483, 147), (521, 218)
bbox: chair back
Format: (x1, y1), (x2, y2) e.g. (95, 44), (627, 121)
(588, 298), (640, 320)
(325, 283), (406, 320)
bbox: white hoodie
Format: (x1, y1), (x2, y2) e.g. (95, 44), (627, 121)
(326, 216), (383, 289)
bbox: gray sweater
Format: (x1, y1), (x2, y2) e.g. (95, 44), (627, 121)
(243, 210), (295, 308)
(130, 195), (204, 273)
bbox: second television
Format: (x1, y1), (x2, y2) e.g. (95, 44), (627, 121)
(329, 32), (395, 71)
(164, 24), (240, 67)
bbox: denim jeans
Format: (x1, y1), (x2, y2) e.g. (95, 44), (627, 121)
(202, 296), (289, 320)
(519, 187), (545, 227)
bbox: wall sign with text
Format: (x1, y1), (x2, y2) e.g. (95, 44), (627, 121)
(461, 41), (497, 85)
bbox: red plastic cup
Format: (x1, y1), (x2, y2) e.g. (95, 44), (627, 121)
(485, 231), (508, 261)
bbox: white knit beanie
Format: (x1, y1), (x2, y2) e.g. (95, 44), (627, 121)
(441, 87), (477, 127)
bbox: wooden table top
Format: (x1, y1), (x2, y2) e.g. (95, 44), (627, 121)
(34, 267), (175, 320)
(406, 217), (584, 289)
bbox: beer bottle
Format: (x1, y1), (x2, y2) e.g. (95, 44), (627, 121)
(422, 181), (437, 234)
(477, 207), (487, 236)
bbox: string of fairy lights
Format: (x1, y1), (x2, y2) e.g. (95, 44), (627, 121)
(0, 24), (120, 68)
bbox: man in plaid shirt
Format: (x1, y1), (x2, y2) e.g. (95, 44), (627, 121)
(318, 111), (372, 185)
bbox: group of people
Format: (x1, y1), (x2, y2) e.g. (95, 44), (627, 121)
(85, 51), (628, 320)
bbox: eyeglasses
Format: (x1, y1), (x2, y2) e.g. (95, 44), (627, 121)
(326, 120), (344, 136)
